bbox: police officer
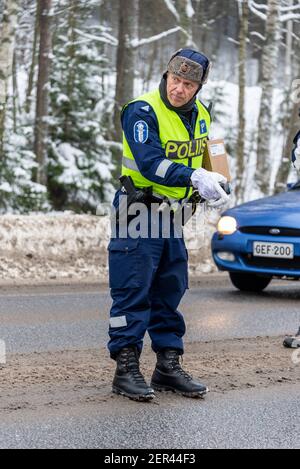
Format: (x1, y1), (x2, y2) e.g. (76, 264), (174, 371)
(283, 128), (300, 349)
(108, 49), (230, 401)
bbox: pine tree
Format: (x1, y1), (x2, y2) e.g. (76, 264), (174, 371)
(48, 0), (115, 212)
(0, 0), (49, 213)
(0, 0), (19, 156)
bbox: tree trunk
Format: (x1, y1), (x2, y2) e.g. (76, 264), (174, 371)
(284, 0), (293, 88)
(235, 0), (249, 203)
(34, 0), (53, 185)
(0, 0), (19, 157)
(25, 1), (40, 115)
(12, 49), (18, 133)
(192, 0), (201, 42)
(113, 0), (139, 144)
(64, 0), (77, 139)
(254, 0), (281, 195)
(176, 0), (195, 47)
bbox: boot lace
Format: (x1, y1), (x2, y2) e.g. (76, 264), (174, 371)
(166, 351), (193, 381)
(120, 348), (147, 385)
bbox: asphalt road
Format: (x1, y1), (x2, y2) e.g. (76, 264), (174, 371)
(0, 276), (299, 354)
(0, 384), (299, 449)
(0, 275), (299, 449)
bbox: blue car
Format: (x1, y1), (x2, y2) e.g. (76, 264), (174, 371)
(211, 182), (300, 292)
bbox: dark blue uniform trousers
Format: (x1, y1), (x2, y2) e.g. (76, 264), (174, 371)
(107, 220), (188, 359)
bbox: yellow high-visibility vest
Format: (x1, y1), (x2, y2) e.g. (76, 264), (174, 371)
(122, 89), (211, 200)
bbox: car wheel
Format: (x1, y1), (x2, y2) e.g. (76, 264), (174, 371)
(229, 272), (272, 292)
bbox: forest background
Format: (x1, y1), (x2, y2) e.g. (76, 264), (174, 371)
(0, 0), (300, 215)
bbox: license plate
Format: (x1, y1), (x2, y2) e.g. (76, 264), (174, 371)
(253, 242), (294, 259)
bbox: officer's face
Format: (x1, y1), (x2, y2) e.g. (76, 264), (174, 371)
(167, 73), (199, 107)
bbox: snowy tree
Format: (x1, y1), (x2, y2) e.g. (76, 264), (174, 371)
(254, 0), (281, 195)
(48, 0), (115, 211)
(0, 1), (48, 213)
(0, 0), (298, 214)
(236, 0), (249, 203)
(0, 0), (19, 155)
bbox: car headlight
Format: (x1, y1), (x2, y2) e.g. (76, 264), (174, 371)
(217, 216), (237, 235)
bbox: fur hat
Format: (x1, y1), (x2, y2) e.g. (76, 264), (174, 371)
(167, 48), (211, 85)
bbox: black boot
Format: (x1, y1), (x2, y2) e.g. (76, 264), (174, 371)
(112, 347), (155, 401)
(151, 349), (208, 398)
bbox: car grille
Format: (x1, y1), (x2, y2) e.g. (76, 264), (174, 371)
(239, 226), (300, 237)
(242, 254), (300, 270)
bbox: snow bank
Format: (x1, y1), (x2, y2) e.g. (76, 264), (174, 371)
(0, 213), (218, 282)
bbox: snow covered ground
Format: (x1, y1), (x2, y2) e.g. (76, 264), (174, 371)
(0, 211), (219, 282)
(0, 214), (109, 282)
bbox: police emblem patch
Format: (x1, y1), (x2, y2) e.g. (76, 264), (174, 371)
(134, 120), (149, 143)
(199, 120), (207, 135)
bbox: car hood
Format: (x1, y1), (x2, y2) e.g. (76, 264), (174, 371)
(224, 188), (300, 228)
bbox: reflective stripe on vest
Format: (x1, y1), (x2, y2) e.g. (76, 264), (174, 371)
(121, 89), (211, 201)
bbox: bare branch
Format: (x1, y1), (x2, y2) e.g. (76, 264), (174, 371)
(280, 12), (300, 21)
(249, 0), (268, 10)
(74, 28), (118, 46)
(250, 31), (266, 40)
(281, 3), (300, 12)
(162, 0), (180, 21)
(248, 0), (267, 20)
(131, 26), (186, 48)
(248, 0), (300, 22)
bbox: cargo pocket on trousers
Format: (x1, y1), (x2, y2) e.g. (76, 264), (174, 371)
(108, 238), (142, 289)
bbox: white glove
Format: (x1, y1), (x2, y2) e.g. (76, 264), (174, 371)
(190, 167), (230, 208)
